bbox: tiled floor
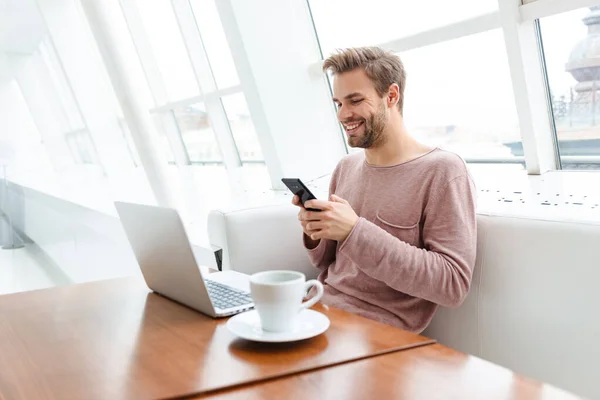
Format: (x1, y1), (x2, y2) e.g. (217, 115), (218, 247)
(0, 245), (65, 295)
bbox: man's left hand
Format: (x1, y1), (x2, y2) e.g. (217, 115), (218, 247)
(302, 195), (359, 242)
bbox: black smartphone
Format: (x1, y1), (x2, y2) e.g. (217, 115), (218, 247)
(281, 178), (321, 211)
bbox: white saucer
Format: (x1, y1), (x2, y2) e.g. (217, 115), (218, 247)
(226, 309), (330, 343)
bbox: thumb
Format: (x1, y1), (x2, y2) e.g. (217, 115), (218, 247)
(330, 194), (348, 204)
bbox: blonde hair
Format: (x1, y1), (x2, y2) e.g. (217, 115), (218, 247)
(322, 47), (406, 113)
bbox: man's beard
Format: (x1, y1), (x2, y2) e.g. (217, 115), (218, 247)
(347, 104), (387, 149)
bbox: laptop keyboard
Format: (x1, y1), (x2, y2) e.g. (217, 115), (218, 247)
(205, 279), (253, 310)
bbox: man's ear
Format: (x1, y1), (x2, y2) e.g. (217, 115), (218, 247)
(387, 83), (400, 108)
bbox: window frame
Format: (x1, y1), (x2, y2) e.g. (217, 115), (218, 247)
(307, 0), (600, 173)
(119, 0), (267, 170)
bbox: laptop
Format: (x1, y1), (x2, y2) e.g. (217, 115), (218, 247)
(114, 201), (254, 318)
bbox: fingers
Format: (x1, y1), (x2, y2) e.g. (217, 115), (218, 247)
(304, 199), (332, 211)
(301, 222), (320, 237)
(303, 221), (326, 232)
(309, 229), (328, 240)
(330, 194), (348, 204)
(303, 227), (320, 237)
(291, 195), (301, 207)
(296, 198), (335, 240)
(298, 209), (326, 222)
(305, 229), (321, 238)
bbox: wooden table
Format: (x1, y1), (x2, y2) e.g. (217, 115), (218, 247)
(0, 277), (434, 400)
(195, 343), (582, 400)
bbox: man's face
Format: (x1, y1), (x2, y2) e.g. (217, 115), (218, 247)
(332, 69), (389, 149)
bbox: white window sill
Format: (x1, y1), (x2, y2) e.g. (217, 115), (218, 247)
(7, 166), (600, 240)
(471, 168), (600, 225)
(304, 166), (600, 225)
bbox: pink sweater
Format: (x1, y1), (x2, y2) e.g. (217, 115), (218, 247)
(304, 148), (477, 333)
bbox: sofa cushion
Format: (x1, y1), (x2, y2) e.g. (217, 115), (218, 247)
(208, 204), (318, 279)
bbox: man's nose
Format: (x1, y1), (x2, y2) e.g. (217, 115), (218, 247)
(337, 105), (353, 122)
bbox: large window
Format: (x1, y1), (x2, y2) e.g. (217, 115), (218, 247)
(128, 0), (266, 169)
(134, 0), (200, 101)
(64, 129), (101, 165)
(221, 93), (264, 162)
(402, 29), (521, 162)
(540, 6), (600, 170)
(151, 115), (177, 164)
(36, 38), (102, 167)
(173, 103), (222, 163)
(117, 118), (142, 167)
(0, 82), (50, 177)
(308, 0), (497, 57)
(39, 38), (85, 133)
(189, 0), (240, 89)
(310, 0), (600, 174)
(311, 23), (522, 163)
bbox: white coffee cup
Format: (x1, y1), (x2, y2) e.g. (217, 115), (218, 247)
(249, 270), (324, 333)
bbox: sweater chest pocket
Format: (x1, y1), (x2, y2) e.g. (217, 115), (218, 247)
(374, 212), (420, 246)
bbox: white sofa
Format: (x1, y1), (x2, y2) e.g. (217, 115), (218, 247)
(208, 204), (600, 399)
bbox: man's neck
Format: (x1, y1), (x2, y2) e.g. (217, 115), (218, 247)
(364, 118), (432, 167)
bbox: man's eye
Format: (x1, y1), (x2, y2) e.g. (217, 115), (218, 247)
(351, 99), (363, 105)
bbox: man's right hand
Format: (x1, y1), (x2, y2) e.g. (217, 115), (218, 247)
(292, 195), (321, 249)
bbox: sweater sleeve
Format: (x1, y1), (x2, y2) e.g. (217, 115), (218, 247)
(303, 162), (342, 270)
(304, 236), (337, 271)
(338, 175), (477, 307)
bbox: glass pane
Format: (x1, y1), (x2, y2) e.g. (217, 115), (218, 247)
(64, 129), (100, 165)
(400, 29), (521, 161)
(135, 0), (200, 101)
(4, 81), (53, 173)
(308, 0), (498, 57)
(152, 114), (177, 164)
(118, 118), (141, 167)
(189, 0), (240, 89)
(172, 103), (222, 162)
(101, 0), (152, 168)
(102, 0), (155, 109)
(241, 163), (271, 192)
(38, 37), (85, 131)
(221, 93), (264, 162)
(540, 6), (600, 170)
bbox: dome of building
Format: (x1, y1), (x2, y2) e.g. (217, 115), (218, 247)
(566, 6), (600, 85)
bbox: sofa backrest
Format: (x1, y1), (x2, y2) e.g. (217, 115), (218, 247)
(207, 205), (600, 399)
(207, 204), (318, 279)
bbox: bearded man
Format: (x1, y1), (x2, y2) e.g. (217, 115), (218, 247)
(292, 47), (477, 333)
